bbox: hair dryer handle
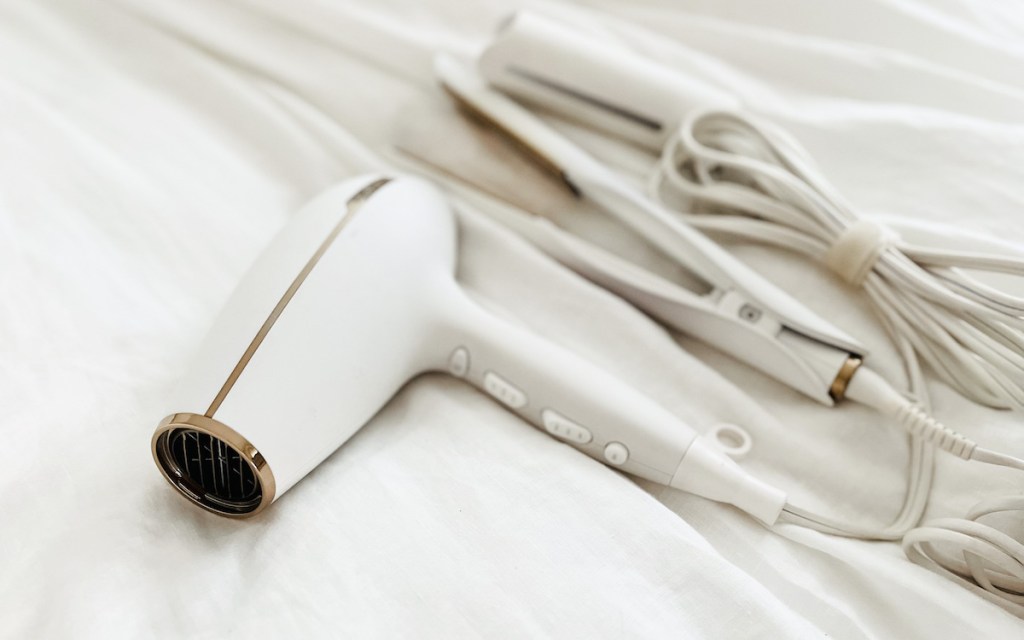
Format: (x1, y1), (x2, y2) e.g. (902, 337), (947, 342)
(433, 284), (786, 524)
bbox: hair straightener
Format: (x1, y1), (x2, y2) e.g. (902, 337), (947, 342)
(434, 54), (866, 409)
(476, 12), (1024, 412)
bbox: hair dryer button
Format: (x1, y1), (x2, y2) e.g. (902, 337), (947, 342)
(448, 347), (470, 377)
(541, 410), (593, 444)
(603, 442), (629, 466)
(483, 372), (528, 409)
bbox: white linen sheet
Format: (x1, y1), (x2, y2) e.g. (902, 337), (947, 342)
(1, 0), (1023, 637)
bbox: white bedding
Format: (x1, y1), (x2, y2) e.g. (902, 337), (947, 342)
(2, 0), (1023, 637)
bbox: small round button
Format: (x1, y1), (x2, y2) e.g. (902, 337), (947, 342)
(448, 347), (469, 377)
(603, 442), (629, 466)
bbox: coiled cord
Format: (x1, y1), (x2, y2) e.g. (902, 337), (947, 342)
(649, 108), (1024, 410)
(903, 499), (1024, 610)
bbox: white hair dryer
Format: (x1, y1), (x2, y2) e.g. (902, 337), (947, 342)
(151, 175), (784, 523)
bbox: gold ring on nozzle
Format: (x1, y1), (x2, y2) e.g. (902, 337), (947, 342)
(150, 413), (276, 518)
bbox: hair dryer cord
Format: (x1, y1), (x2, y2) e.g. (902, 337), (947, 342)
(780, 366), (1024, 614)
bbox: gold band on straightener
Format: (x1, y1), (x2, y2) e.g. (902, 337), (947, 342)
(829, 356), (863, 402)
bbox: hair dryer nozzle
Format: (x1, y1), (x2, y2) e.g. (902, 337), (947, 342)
(152, 413), (277, 517)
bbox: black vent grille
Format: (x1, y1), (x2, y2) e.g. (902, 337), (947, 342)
(160, 428), (261, 514)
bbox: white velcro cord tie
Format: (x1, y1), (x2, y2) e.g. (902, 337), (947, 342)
(823, 219), (898, 287)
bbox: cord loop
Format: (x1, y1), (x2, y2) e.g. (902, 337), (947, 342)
(823, 219), (897, 287)
(903, 512), (1024, 610)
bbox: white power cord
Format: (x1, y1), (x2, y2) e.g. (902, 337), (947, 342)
(647, 111), (1024, 612)
(804, 366), (1024, 614)
(650, 108), (1024, 410)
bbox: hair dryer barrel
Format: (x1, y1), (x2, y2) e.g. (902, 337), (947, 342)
(151, 177), (454, 517)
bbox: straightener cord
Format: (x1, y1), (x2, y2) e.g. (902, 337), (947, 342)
(650, 108), (1024, 410)
(649, 108), (1024, 614)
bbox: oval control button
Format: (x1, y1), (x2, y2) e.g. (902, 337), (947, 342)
(483, 372), (527, 409)
(541, 410), (592, 444)
(448, 347), (469, 377)
(603, 442), (629, 466)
